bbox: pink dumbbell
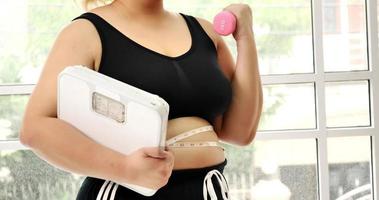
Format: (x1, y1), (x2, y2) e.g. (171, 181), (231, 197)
(213, 11), (236, 36)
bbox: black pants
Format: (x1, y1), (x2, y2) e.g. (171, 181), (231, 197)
(76, 159), (228, 200)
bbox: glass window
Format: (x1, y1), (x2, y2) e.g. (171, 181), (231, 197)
(0, 95), (29, 140)
(328, 136), (372, 200)
(322, 0), (368, 72)
(258, 83), (316, 131)
(0, 1), (81, 84)
(223, 139), (318, 200)
(0, 150), (84, 199)
(251, 0), (314, 75)
(325, 80), (370, 128)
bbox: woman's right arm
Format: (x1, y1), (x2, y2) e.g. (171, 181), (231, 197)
(19, 19), (174, 189)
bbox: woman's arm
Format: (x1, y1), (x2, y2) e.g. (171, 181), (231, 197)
(20, 18), (174, 189)
(197, 4), (263, 146)
(218, 29), (263, 146)
(19, 19), (130, 183)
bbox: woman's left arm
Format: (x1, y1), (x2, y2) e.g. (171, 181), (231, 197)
(213, 4), (263, 146)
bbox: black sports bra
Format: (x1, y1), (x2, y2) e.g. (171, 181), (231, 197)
(72, 12), (232, 124)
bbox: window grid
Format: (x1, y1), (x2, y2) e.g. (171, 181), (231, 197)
(0, 140), (24, 150)
(0, 84), (34, 95)
(367, 0), (379, 199)
(261, 71), (373, 84)
(312, 0), (330, 198)
(0, 1), (378, 200)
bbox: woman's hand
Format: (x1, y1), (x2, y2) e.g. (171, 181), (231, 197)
(118, 147), (175, 190)
(223, 3), (254, 41)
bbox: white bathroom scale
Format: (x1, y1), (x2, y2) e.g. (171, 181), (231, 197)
(57, 65), (170, 196)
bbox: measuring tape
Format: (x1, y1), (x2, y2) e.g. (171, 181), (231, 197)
(165, 125), (224, 151)
(166, 125), (214, 145)
(167, 141), (225, 151)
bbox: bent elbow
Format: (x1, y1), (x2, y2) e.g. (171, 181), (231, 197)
(219, 129), (256, 147)
(243, 130), (257, 146)
(19, 120), (40, 148)
(19, 126), (33, 147)
(235, 130), (256, 146)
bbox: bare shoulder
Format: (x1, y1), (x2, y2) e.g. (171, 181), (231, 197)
(22, 15), (101, 121)
(57, 16), (101, 69)
(192, 16), (221, 49)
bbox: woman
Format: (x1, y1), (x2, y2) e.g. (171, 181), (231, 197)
(19, 0), (263, 199)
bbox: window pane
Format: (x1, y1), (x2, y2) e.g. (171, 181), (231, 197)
(253, 0), (313, 75)
(223, 139), (318, 200)
(323, 0), (368, 72)
(0, 1), (80, 84)
(328, 136), (372, 200)
(258, 83), (316, 131)
(0, 150), (84, 199)
(251, 0), (313, 75)
(325, 80), (370, 128)
(0, 95), (29, 140)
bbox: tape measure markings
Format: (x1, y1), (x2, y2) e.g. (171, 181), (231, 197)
(166, 125), (214, 145)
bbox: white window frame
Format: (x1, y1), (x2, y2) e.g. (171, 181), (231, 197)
(0, 0), (378, 199)
(256, 0), (379, 199)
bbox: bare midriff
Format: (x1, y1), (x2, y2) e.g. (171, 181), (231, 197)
(166, 116), (226, 170)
